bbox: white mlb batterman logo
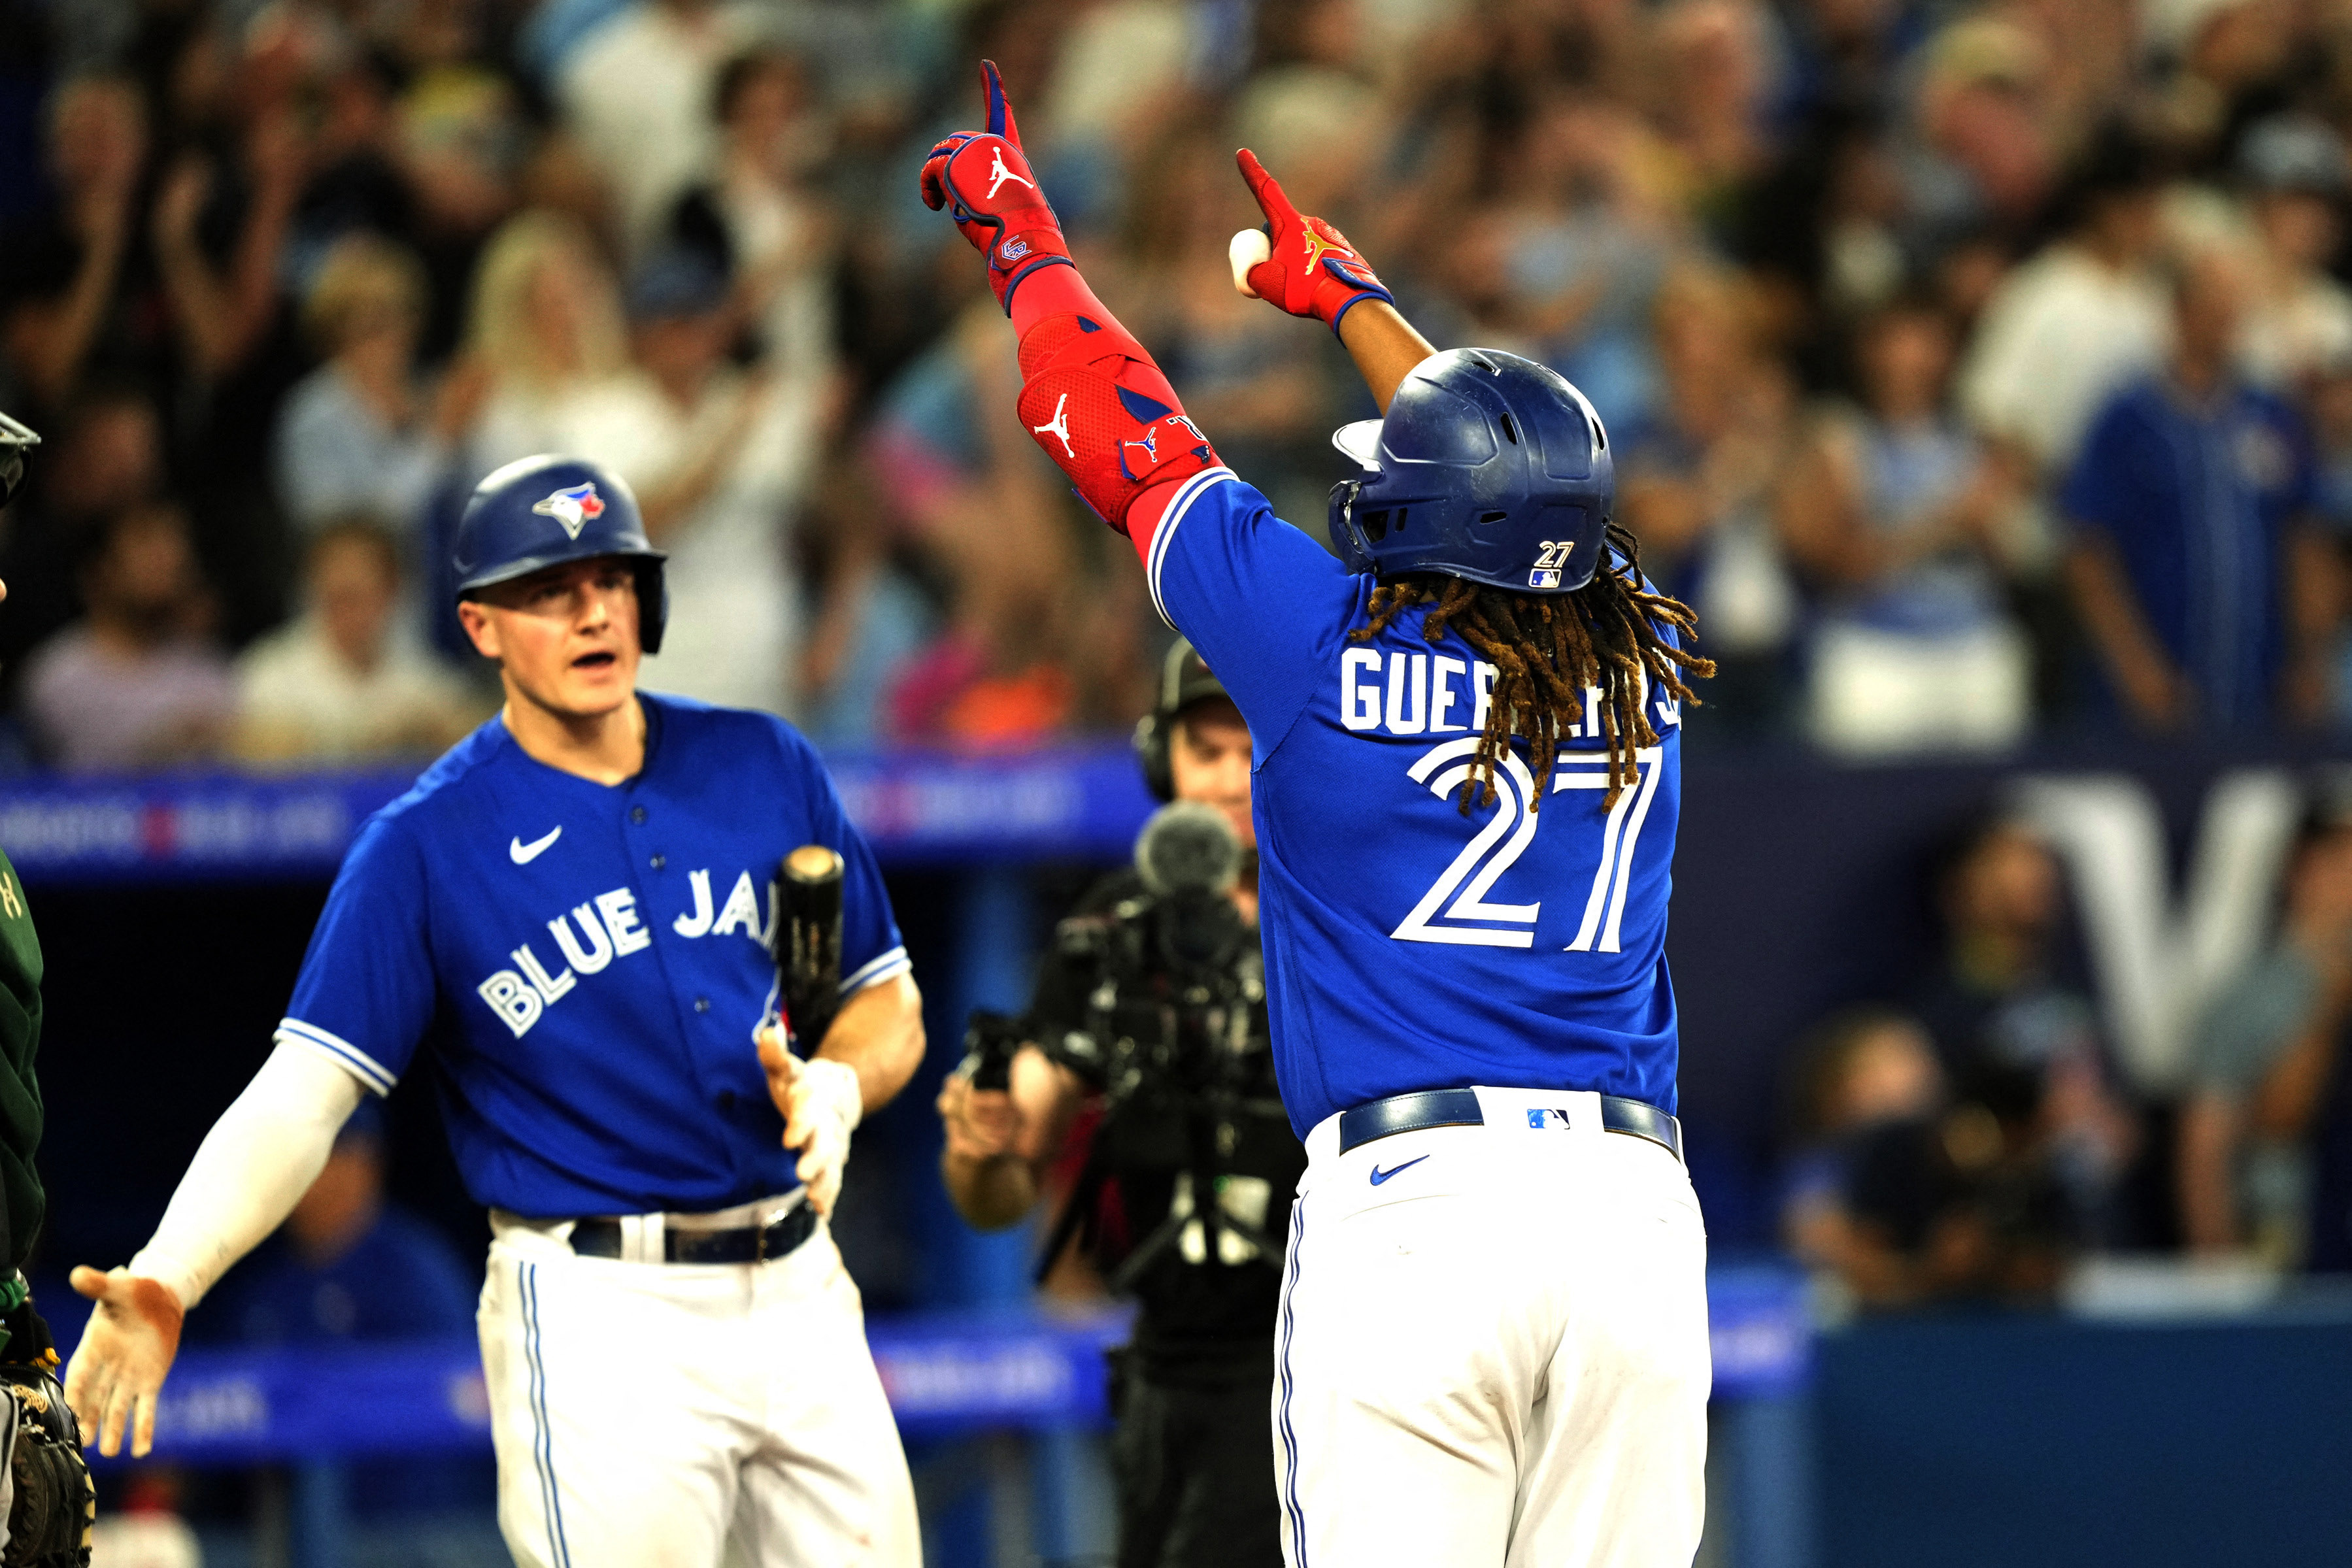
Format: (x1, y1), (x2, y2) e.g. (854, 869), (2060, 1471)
(531, 482), (605, 541)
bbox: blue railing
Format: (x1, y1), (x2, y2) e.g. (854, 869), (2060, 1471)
(87, 1271), (1809, 1466)
(0, 746), (1160, 885)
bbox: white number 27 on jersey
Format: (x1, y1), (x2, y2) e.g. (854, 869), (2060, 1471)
(1390, 739), (1665, 952)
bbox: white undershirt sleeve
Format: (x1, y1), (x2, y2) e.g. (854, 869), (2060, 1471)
(127, 1042), (371, 1309)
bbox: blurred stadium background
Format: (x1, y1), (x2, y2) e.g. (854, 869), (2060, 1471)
(3, 0), (2352, 1562)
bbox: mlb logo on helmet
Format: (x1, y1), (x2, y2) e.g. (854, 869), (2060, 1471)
(531, 482), (605, 541)
(1529, 569), (1562, 590)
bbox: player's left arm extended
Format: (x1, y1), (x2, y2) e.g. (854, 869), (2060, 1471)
(919, 63), (1239, 563)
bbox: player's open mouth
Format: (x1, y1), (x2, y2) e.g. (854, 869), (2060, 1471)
(572, 651), (616, 670)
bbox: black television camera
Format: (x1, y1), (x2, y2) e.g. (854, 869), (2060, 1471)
(1024, 802), (1286, 1291)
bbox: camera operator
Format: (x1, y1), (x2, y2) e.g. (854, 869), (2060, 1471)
(936, 642), (1302, 1568)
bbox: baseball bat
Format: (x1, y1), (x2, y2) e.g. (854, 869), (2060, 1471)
(778, 844), (845, 1050)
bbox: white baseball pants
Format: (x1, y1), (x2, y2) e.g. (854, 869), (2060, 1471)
(1273, 1088), (1711, 1567)
(478, 1206), (919, 1568)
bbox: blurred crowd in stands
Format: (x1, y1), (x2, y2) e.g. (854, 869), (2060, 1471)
(11, 0), (2352, 769)
(7, 0), (2352, 1324)
(1779, 796), (2352, 1309)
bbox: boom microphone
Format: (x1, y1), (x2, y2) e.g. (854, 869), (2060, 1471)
(1135, 801), (1242, 899)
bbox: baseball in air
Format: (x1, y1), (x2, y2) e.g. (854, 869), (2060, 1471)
(1230, 229), (1271, 298)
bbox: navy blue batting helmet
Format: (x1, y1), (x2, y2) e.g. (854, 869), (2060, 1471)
(453, 455), (668, 654)
(1327, 348), (1613, 595)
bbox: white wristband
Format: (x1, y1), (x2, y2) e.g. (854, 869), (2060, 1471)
(800, 1056), (864, 1133)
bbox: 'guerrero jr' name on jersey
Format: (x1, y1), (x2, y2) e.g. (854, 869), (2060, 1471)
(474, 867), (782, 1039)
(1333, 645), (1681, 953)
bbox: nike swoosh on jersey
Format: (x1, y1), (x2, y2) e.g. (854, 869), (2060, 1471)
(1368, 1154), (1430, 1186)
(509, 826), (563, 865)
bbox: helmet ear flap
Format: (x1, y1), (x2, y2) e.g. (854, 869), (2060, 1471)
(635, 560), (667, 654)
(1328, 478), (1375, 574)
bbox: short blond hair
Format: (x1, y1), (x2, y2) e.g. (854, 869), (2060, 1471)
(303, 235), (428, 352)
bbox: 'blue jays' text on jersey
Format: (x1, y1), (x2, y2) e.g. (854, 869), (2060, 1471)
(277, 694), (909, 1217)
(1144, 469), (1682, 1135)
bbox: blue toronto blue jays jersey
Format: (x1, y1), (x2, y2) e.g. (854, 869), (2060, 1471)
(277, 694), (909, 1217)
(1145, 469), (1682, 1135)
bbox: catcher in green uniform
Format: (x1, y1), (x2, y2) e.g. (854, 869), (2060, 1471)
(0, 412), (101, 1567)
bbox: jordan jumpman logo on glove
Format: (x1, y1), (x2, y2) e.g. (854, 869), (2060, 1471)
(920, 61), (1071, 312)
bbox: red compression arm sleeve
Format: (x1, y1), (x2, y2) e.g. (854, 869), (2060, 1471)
(1003, 262), (1221, 537)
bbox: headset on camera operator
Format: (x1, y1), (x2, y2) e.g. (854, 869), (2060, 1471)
(937, 642), (1303, 1568)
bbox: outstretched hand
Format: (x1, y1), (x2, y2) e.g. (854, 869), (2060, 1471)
(1229, 150), (1393, 333)
(918, 61), (1073, 311)
(62, 1266), (184, 1458)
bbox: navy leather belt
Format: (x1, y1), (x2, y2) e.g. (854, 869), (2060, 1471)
(570, 1202), (816, 1265)
(1337, 1087), (1683, 1163)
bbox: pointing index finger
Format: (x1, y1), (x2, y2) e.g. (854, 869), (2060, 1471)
(1235, 148), (1298, 228)
(981, 59), (1021, 148)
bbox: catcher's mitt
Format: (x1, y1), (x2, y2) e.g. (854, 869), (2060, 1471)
(0, 1365), (93, 1568)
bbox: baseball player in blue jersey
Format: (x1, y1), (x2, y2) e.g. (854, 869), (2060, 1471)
(60, 456), (926, 1567)
(923, 67), (1719, 1565)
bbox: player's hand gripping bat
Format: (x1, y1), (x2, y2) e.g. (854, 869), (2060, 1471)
(777, 845), (844, 1052)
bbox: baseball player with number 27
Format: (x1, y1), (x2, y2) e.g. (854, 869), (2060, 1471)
(925, 65), (1721, 1567)
(61, 457), (926, 1567)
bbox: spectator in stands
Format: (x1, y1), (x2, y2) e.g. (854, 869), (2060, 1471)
(2062, 248), (2327, 731)
(1613, 260), (1799, 732)
(2235, 116), (2352, 391)
(203, 1103), (486, 1514)
(1779, 1008), (1945, 1269)
(0, 386), (163, 674)
(667, 47), (839, 385)
(1910, 811), (2140, 1244)
(548, 249), (815, 716)
(556, 0), (760, 258)
(20, 501), (233, 772)
(1777, 295), (2030, 754)
(233, 520), (480, 767)
(460, 209), (629, 475)
(275, 235), (484, 538)
(207, 1102), (475, 1344)
(2179, 801), (2352, 1265)
(0, 75), (148, 411)
(1958, 127), (2170, 481)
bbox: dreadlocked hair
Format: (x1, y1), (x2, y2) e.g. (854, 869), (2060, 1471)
(1349, 522), (1717, 812)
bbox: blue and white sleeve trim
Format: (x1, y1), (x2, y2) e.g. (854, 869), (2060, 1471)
(275, 1017), (399, 1097)
(840, 945), (912, 997)
(1145, 467), (1239, 628)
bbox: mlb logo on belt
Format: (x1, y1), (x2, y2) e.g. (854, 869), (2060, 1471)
(533, 482), (605, 541)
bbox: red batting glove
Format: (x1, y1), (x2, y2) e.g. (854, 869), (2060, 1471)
(1232, 149), (1394, 333)
(919, 61), (1073, 313)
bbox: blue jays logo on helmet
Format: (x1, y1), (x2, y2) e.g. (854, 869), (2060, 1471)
(454, 454), (670, 654)
(1327, 348), (1613, 596)
(531, 481), (605, 541)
